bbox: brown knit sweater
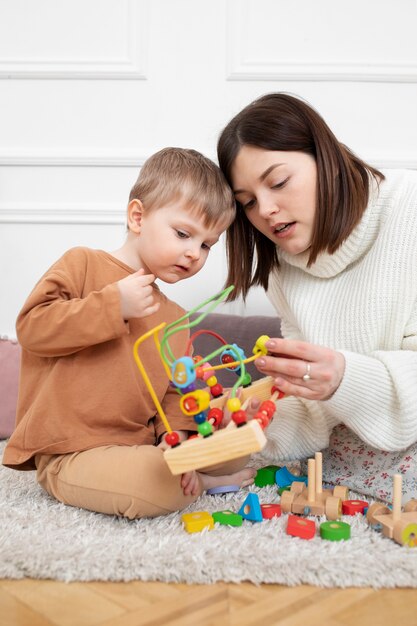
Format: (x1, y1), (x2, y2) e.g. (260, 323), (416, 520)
(3, 247), (195, 470)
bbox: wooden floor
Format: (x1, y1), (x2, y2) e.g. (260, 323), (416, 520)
(1, 579), (416, 626)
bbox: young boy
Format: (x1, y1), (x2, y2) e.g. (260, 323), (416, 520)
(3, 147), (255, 519)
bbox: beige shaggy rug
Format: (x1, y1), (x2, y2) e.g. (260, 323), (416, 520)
(1, 441), (416, 587)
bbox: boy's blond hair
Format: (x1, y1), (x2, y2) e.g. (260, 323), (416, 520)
(129, 147), (235, 227)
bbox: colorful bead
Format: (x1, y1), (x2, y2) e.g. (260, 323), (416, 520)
(226, 397), (241, 413)
(207, 407), (223, 428)
(206, 375), (218, 387)
(193, 411), (207, 424)
(232, 410), (247, 427)
(164, 431), (180, 447)
(197, 421), (213, 437)
(259, 400), (276, 418)
(252, 335), (270, 356)
(210, 383), (223, 397)
(240, 372), (252, 387)
(254, 413), (270, 429)
(271, 386), (285, 399)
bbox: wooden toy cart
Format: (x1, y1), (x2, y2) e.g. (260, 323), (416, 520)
(279, 452), (348, 521)
(366, 474), (417, 547)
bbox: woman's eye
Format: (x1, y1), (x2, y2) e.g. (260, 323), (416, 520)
(242, 198), (256, 210)
(272, 177), (289, 190)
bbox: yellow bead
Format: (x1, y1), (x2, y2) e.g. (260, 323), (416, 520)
(206, 375), (218, 387)
(226, 397), (241, 413)
(252, 334), (270, 356)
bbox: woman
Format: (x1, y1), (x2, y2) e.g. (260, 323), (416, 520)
(217, 92), (417, 502)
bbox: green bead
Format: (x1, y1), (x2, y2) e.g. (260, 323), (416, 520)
(197, 421), (213, 437)
(240, 372), (252, 387)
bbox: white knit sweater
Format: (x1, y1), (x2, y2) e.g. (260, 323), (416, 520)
(262, 169), (417, 496)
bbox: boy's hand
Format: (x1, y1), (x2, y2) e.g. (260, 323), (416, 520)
(117, 269), (160, 320)
(181, 471), (200, 496)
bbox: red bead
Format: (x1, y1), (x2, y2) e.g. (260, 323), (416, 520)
(271, 385), (285, 399)
(183, 397), (198, 413)
(165, 431), (180, 447)
(210, 383), (223, 397)
(232, 410), (247, 426)
(255, 413), (270, 429)
(196, 366), (205, 380)
(259, 400), (276, 418)
(208, 407), (224, 428)
(193, 355), (203, 364)
(221, 354), (235, 365)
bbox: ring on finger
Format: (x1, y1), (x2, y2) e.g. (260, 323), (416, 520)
(302, 362), (311, 382)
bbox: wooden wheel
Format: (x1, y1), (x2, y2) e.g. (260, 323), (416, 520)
(290, 481), (305, 495)
(333, 485), (349, 500)
(404, 499), (417, 513)
(325, 496), (342, 520)
(366, 502), (391, 525)
(280, 490), (295, 513)
(393, 520), (417, 547)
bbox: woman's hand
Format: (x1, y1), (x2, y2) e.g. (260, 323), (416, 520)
(255, 338), (345, 401)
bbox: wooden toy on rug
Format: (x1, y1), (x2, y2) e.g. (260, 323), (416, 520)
(133, 285), (285, 475)
(342, 500), (369, 515)
(279, 452), (348, 521)
(286, 515), (316, 540)
(182, 511), (214, 533)
(254, 465), (281, 487)
(366, 474), (417, 547)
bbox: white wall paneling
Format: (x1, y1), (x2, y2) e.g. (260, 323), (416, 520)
(227, 0), (417, 82)
(1, 0), (416, 336)
(0, 0), (148, 79)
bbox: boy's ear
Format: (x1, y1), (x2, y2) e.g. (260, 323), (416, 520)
(127, 199), (144, 233)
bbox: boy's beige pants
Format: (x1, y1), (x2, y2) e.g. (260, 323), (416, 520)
(35, 445), (248, 519)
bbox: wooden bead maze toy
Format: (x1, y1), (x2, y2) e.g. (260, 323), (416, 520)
(133, 286), (284, 475)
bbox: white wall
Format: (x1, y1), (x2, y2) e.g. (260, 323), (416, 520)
(1, 0), (417, 336)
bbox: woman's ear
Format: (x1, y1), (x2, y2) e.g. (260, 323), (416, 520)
(127, 199), (144, 233)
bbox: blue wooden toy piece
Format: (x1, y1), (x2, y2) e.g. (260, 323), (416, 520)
(275, 466), (308, 488)
(238, 493), (263, 522)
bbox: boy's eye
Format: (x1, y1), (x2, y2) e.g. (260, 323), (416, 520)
(176, 230), (188, 238)
(201, 243), (211, 251)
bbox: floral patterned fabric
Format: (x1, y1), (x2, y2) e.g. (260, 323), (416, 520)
(318, 424), (417, 505)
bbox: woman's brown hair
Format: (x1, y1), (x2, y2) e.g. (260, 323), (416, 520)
(217, 93), (384, 300)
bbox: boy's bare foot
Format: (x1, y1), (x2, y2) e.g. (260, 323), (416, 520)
(181, 466), (256, 497)
(199, 467), (256, 492)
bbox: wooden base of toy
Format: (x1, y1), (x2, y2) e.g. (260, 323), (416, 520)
(367, 500), (417, 547)
(163, 419), (267, 475)
(281, 486), (342, 520)
(209, 376), (274, 410)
